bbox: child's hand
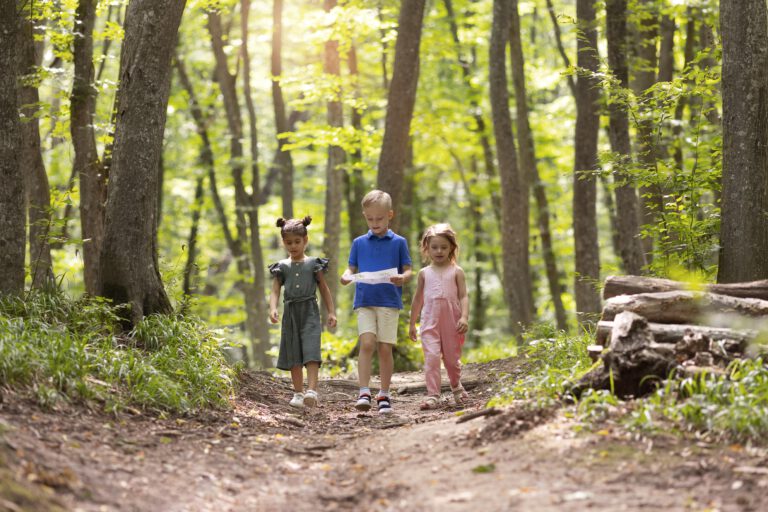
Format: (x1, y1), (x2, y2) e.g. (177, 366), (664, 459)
(409, 324), (418, 342)
(340, 274), (352, 286)
(327, 314), (337, 328)
(269, 308), (279, 324)
(456, 317), (468, 334)
(390, 274), (406, 286)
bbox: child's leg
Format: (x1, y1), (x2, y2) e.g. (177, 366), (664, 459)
(442, 334), (463, 389)
(422, 336), (442, 396)
(358, 332), (377, 388)
(290, 365), (304, 392)
(377, 342), (394, 392)
(306, 362), (319, 391)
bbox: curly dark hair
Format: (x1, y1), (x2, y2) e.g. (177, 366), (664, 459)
(276, 216), (312, 238)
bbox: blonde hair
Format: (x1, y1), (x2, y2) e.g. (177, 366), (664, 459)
(362, 189), (392, 210)
(420, 223), (460, 263)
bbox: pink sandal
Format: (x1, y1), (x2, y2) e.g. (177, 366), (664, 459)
(419, 396), (440, 410)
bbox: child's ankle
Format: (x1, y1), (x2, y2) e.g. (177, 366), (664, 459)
(377, 389), (390, 398)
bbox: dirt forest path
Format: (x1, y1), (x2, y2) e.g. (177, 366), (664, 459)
(1, 358), (767, 512)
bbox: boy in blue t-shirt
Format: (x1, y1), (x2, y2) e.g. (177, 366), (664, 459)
(341, 190), (412, 414)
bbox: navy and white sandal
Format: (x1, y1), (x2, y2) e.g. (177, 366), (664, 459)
(376, 395), (393, 414)
(355, 392), (372, 411)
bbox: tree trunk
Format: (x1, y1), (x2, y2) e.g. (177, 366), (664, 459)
(605, 0), (646, 275)
(17, 6), (54, 289)
(509, 0), (566, 330)
(601, 290), (768, 324)
(345, 44), (368, 241)
(490, 0), (532, 339)
(182, 176), (204, 297)
(572, 0), (602, 323)
(376, 0), (426, 229)
(657, 14), (675, 83)
(71, 0), (106, 295)
(322, 0), (344, 320)
(99, 0), (185, 324)
(632, 0), (660, 263)
(208, 10), (270, 367)
(271, 0), (294, 219)
(718, 0), (768, 282)
(673, 10), (697, 170)
(596, 320), (757, 347)
(603, 275), (768, 301)
(0, 2), (25, 296)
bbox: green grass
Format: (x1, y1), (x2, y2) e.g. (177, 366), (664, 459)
(0, 291), (236, 414)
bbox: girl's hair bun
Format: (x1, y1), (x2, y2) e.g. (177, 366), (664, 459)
(276, 217), (287, 228)
(301, 216), (312, 226)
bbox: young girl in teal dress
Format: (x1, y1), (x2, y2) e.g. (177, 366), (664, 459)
(268, 216), (336, 408)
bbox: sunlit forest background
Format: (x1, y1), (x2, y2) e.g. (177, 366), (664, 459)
(21, 0), (723, 367)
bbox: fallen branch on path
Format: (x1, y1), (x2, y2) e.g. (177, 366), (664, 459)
(397, 378), (481, 395)
(456, 407), (501, 424)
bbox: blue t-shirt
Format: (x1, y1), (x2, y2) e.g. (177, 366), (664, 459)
(349, 229), (412, 309)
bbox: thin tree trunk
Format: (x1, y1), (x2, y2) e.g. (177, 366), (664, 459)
(345, 44), (367, 241)
(183, 176), (204, 297)
(673, 10), (697, 170)
(718, 0), (768, 282)
(606, 0), (646, 275)
(241, 0), (271, 365)
(509, 0), (566, 330)
(271, 0), (294, 219)
(0, 1), (24, 296)
(572, 0), (602, 323)
(376, 0), (426, 229)
(490, 0), (532, 339)
(545, 0), (576, 97)
(377, 0), (389, 91)
(71, 0), (106, 295)
(17, 6), (54, 288)
(322, 0), (344, 320)
(99, 0), (185, 324)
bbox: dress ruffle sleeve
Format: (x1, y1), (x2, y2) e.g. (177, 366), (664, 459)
(313, 257), (330, 274)
(268, 262), (285, 284)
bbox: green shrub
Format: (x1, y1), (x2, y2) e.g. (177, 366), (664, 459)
(0, 291), (235, 413)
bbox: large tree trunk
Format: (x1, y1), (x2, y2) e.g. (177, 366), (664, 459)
(17, 6), (54, 289)
(344, 44), (368, 241)
(71, 0), (106, 295)
(271, 0), (294, 219)
(718, 0), (768, 282)
(572, 0), (602, 323)
(509, 0), (566, 330)
(603, 275), (768, 302)
(99, 0), (185, 324)
(376, 0), (426, 229)
(0, 2), (25, 296)
(490, 0), (532, 339)
(322, 0), (344, 320)
(606, 0), (646, 275)
(596, 319), (757, 347)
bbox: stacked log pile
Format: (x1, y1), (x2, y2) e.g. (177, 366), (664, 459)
(571, 276), (768, 398)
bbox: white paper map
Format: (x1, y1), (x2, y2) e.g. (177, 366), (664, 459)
(348, 267), (398, 285)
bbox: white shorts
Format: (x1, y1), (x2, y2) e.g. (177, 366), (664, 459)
(356, 307), (399, 344)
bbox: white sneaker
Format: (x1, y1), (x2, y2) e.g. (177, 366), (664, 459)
(289, 392), (304, 408)
(304, 389), (318, 408)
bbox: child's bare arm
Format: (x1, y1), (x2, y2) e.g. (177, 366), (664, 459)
(455, 266), (469, 334)
(269, 278), (282, 324)
(409, 270), (425, 341)
(340, 265), (357, 286)
(316, 271), (337, 328)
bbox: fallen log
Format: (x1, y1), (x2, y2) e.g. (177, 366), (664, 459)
(603, 275), (768, 301)
(601, 290), (768, 324)
(596, 320), (757, 346)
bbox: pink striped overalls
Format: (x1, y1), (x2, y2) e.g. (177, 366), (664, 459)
(420, 265), (465, 396)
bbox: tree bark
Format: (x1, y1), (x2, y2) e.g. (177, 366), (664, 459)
(183, 176), (204, 297)
(601, 290), (768, 324)
(490, 0), (532, 338)
(322, 0), (344, 319)
(596, 320), (758, 347)
(572, 0), (602, 323)
(271, 0), (294, 219)
(0, 1), (25, 296)
(17, 6), (54, 288)
(345, 44), (368, 241)
(509, 0), (566, 330)
(98, 0), (185, 324)
(605, 0), (646, 275)
(376, 0), (426, 229)
(718, 0), (768, 282)
(71, 0), (106, 295)
(603, 275), (768, 302)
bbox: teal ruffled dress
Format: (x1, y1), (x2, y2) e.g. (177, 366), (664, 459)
(268, 257), (329, 370)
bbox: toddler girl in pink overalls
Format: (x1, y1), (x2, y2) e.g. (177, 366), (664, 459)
(409, 223), (470, 409)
